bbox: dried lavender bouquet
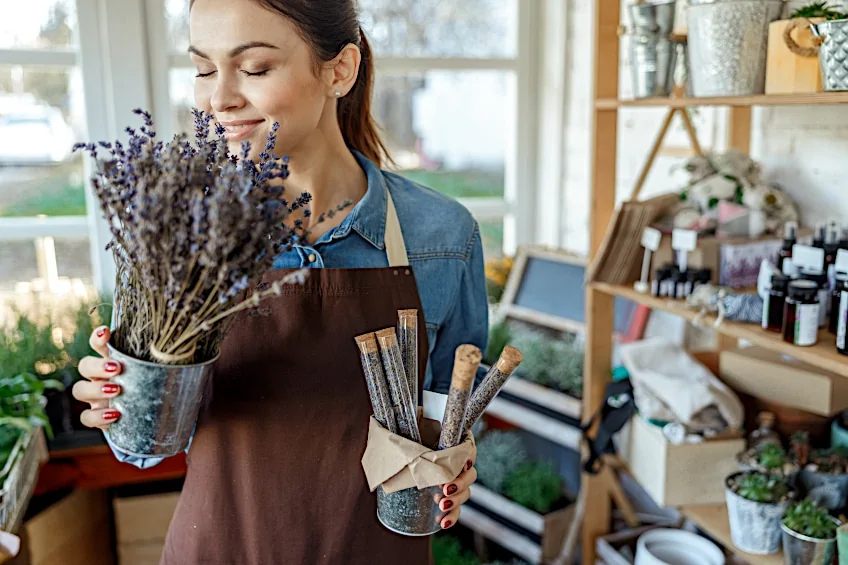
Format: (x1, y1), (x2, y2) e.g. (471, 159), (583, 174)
(76, 109), (329, 365)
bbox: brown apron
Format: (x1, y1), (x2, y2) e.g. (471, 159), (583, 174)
(161, 192), (433, 565)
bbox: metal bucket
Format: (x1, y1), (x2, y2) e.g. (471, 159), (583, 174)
(726, 472), (793, 554)
(630, 34), (678, 98)
(104, 343), (217, 457)
(799, 469), (848, 512)
(811, 19), (848, 91)
(628, 0), (677, 36)
(376, 484), (443, 536)
(688, 0), (784, 96)
(781, 519), (839, 565)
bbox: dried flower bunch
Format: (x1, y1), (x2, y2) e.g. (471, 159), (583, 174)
(75, 109), (342, 365)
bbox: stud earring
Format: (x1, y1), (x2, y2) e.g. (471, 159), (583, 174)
(334, 90), (342, 98)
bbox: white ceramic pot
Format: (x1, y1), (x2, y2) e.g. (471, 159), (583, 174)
(635, 528), (725, 565)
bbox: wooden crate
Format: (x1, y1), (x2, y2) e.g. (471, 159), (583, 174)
(113, 493), (180, 565)
(765, 18), (824, 95)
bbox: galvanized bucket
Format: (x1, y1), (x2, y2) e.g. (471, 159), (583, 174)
(628, 0), (677, 36)
(104, 343), (217, 458)
(781, 519), (839, 565)
(811, 19), (848, 91)
(376, 484), (443, 536)
(725, 472), (794, 554)
(629, 34), (678, 98)
(688, 0), (784, 96)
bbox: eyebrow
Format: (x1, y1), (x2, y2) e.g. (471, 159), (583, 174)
(188, 41), (280, 60)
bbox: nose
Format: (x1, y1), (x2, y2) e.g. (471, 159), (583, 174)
(210, 75), (246, 114)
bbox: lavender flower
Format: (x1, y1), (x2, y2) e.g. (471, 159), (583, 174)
(75, 108), (348, 364)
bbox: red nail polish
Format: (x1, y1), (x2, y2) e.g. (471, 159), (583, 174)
(466, 460), (473, 471)
(102, 384), (120, 395)
(443, 500), (453, 510)
(104, 361), (119, 373)
(443, 520), (453, 529)
(447, 484), (458, 495)
(96, 327), (106, 338)
(103, 410), (120, 421)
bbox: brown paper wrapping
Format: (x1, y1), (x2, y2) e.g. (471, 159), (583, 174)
(361, 416), (476, 494)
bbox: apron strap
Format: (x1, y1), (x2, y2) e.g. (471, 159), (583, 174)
(384, 190), (409, 268)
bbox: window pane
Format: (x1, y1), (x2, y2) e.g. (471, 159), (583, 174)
(359, 0), (517, 58)
(0, 0), (78, 50)
(169, 68), (196, 136)
(0, 66), (86, 217)
(479, 219), (504, 261)
(166, 0), (190, 54)
(375, 71), (510, 199)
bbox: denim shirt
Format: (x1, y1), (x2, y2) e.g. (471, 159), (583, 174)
(106, 150), (490, 468)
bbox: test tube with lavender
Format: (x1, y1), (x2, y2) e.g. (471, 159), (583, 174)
(463, 346), (523, 434)
(437, 344), (482, 450)
(355, 332), (399, 435)
(397, 309), (419, 410)
(375, 328), (421, 444)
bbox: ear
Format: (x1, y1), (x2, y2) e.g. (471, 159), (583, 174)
(325, 44), (361, 99)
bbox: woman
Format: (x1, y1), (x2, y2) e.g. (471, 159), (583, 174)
(71, 0), (488, 563)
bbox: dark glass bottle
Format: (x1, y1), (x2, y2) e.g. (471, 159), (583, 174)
(813, 222), (827, 249)
(749, 411), (782, 449)
(777, 222), (797, 273)
(697, 268), (712, 287)
(799, 269), (829, 328)
(837, 280), (848, 356)
(783, 280), (820, 346)
(830, 273), (848, 335)
(651, 267), (669, 297)
(763, 274), (788, 332)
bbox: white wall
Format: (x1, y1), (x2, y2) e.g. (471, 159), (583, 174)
(548, 0), (848, 256)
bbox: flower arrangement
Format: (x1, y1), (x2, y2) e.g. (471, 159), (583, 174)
(75, 109), (342, 365)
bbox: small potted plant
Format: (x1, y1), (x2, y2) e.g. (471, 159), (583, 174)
(725, 471), (796, 554)
(780, 499), (839, 565)
(737, 443), (800, 477)
(798, 447), (848, 511)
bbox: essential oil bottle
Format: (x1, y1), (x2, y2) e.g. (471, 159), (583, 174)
(783, 280), (820, 347)
(799, 269), (829, 328)
(838, 280), (848, 356)
(762, 274), (788, 332)
(830, 273), (848, 335)
(777, 221), (797, 273)
(651, 267), (670, 297)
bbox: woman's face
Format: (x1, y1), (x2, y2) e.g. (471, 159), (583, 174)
(189, 0), (332, 160)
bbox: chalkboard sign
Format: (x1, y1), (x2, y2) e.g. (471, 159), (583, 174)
(500, 246), (637, 336)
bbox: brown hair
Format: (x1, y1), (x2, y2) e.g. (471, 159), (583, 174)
(190, 0), (389, 166)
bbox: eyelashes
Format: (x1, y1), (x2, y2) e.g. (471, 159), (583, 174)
(194, 69), (270, 78)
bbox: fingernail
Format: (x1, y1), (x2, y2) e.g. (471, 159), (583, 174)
(96, 327), (106, 338)
(447, 484), (458, 495)
(443, 520), (453, 529)
(104, 361), (120, 373)
(466, 460), (473, 471)
(102, 384), (120, 395)
(442, 500), (453, 511)
(103, 410), (120, 421)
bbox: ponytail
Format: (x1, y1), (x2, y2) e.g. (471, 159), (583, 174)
(338, 29), (390, 167)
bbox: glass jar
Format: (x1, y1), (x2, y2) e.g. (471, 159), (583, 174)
(748, 411), (782, 449)
(651, 266), (670, 298)
(762, 274), (788, 333)
(829, 273), (848, 335)
(837, 279), (848, 356)
(799, 269), (829, 328)
(783, 280), (820, 347)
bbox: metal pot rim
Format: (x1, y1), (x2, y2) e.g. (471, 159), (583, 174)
(106, 341), (220, 369)
(780, 517), (841, 543)
(724, 471), (798, 505)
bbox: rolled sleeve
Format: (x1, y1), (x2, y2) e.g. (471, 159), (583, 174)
(104, 425), (195, 469)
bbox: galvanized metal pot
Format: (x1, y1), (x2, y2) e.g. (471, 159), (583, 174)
(781, 518), (839, 565)
(630, 34), (678, 98)
(799, 469), (848, 512)
(104, 343), (217, 457)
(726, 472), (794, 554)
(376, 484), (443, 536)
(628, 0), (677, 36)
(688, 0), (784, 96)
(811, 19), (848, 91)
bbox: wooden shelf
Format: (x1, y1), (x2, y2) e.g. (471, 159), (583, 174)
(500, 377), (582, 419)
(681, 504), (783, 565)
(596, 92), (848, 109)
(591, 282), (848, 379)
(486, 396), (581, 450)
(459, 505), (542, 564)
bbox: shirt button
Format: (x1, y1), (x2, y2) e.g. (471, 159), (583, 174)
(308, 253), (317, 263)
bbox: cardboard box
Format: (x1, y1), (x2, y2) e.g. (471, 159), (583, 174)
(720, 347), (848, 417)
(765, 19), (824, 95)
(626, 416), (744, 508)
(113, 493), (179, 565)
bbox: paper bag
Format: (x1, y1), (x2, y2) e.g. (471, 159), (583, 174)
(361, 416), (476, 494)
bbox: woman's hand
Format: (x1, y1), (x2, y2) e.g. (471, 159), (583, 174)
(72, 326), (123, 430)
(438, 455), (477, 530)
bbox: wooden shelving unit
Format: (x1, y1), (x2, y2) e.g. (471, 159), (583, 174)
(582, 5), (848, 565)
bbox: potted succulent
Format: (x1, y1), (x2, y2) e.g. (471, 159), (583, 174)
(737, 443), (800, 477)
(781, 499), (839, 565)
(797, 447), (848, 511)
(74, 109), (342, 457)
(725, 471), (796, 554)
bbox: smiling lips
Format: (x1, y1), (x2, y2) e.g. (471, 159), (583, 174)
(219, 119), (264, 141)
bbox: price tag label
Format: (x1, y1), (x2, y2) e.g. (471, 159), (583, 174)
(792, 244), (825, 273)
(836, 249), (848, 275)
(641, 227), (662, 252)
(672, 229), (698, 252)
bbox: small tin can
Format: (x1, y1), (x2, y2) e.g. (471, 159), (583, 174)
(376, 484), (443, 536)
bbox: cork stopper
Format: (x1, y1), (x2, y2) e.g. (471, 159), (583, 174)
(375, 327), (400, 348)
(354, 332), (378, 354)
(496, 345), (524, 375)
(451, 344), (482, 391)
(398, 309), (418, 319)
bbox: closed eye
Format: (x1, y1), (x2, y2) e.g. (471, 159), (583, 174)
(196, 71), (216, 78)
(243, 69), (269, 77)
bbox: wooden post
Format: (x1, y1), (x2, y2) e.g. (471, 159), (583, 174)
(582, 2), (620, 564)
(728, 106), (752, 153)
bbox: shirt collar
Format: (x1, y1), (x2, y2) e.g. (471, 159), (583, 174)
(327, 150), (387, 250)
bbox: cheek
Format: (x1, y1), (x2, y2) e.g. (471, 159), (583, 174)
(194, 81), (214, 113)
(253, 74), (326, 135)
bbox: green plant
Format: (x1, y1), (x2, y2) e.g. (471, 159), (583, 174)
(0, 310), (64, 379)
(476, 431), (528, 493)
(502, 461), (565, 514)
(808, 446), (848, 474)
(735, 473), (790, 504)
(512, 333), (583, 396)
(782, 500), (837, 540)
(483, 321), (512, 366)
(790, 2), (847, 20)
(0, 373), (62, 437)
(759, 443), (787, 470)
(431, 535), (480, 565)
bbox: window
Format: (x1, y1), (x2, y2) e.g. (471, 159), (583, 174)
(0, 0), (95, 324)
(161, 0), (537, 262)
